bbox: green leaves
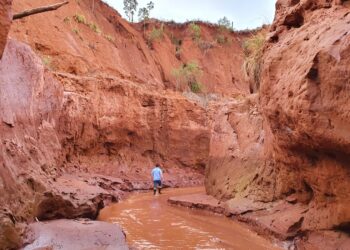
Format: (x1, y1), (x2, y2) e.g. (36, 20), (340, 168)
(172, 61), (203, 93)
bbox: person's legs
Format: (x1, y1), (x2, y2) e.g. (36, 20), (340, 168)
(158, 180), (162, 194)
(153, 181), (157, 195)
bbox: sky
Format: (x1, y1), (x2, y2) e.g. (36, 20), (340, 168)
(103, 0), (277, 30)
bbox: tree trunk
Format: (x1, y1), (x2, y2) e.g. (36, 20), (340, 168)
(13, 1), (69, 20)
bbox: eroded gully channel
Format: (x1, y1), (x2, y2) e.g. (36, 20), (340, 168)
(98, 187), (282, 249)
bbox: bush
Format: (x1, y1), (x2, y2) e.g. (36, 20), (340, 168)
(172, 61), (203, 92)
(89, 22), (101, 33)
(190, 82), (202, 93)
(243, 30), (266, 91)
(74, 14), (86, 24)
(148, 25), (164, 45)
(189, 23), (201, 42)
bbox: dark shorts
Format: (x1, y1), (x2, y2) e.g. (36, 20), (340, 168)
(153, 180), (162, 189)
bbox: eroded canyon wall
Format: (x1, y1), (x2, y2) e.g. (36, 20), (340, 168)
(0, 38), (63, 248)
(261, 0), (350, 231)
(206, 0), (350, 244)
(6, 0), (251, 183)
(0, 0), (252, 240)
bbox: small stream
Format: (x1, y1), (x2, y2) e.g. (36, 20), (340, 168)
(98, 187), (281, 249)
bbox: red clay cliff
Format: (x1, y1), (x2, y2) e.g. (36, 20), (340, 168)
(0, 0), (349, 249)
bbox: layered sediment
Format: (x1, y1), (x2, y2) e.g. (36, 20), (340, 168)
(205, 0), (350, 247)
(1, 0), (349, 249)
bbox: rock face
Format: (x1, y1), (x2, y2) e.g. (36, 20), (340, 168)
(205, 0), (350, 245)
(10, 0), (250, 95)
(261, 0), (350, 233)
(205, 94), (264, 200)
(0, 38), (62, 249)
(6, 0), (252, 181)
(1, 1), (249, 244)
(0, 0), (12, 59)
(57, 73), (210, 181)
(1, 0), (349, 248)
(23, 219), (128, 250)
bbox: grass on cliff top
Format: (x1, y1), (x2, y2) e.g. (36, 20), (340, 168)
(242, 30), (267, 91)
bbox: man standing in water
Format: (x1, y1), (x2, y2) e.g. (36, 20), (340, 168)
(151, 163), (163, 195)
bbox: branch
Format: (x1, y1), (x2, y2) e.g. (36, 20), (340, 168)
(13, 1), (69, 20)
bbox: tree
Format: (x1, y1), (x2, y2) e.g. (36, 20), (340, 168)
(218, 16), (232, 30)
(138, 1), (154, 22)
(123, 0), (138, 22)
(147, 1), (154, 13)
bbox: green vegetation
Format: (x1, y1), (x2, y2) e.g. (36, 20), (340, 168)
(172, 61), (203, 93)
(215, 17), (233, 45)
(190, 81), (202, 93)
(189, 23), (201, 42)
(72, 14), (101, 34)
(243, 30), (266, 90)
(123, 0), (138, 22)
(147, 24), (164, 45)
(218, 16), (232, 31)
(74, 14), (86, 24)
(88, 22), (101, 33)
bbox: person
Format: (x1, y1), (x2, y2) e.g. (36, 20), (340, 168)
(151, 163), (163, 195)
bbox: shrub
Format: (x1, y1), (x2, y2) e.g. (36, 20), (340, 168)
(89, 22), (101, 33)
(243, 30), (266, 91)
(74, 14), (86, 24)
(172, 61), (203, 92)
(148, 25), (164, 45)
(190, 81), (202, 93)
(189, 23), (201, 42)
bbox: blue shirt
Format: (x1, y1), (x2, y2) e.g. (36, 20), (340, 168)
(151, 167), (163, 181)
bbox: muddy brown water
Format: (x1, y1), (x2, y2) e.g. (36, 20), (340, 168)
(98, 187), (282, 249)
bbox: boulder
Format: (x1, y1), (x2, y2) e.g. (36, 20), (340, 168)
(23, 219), (128, 250)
